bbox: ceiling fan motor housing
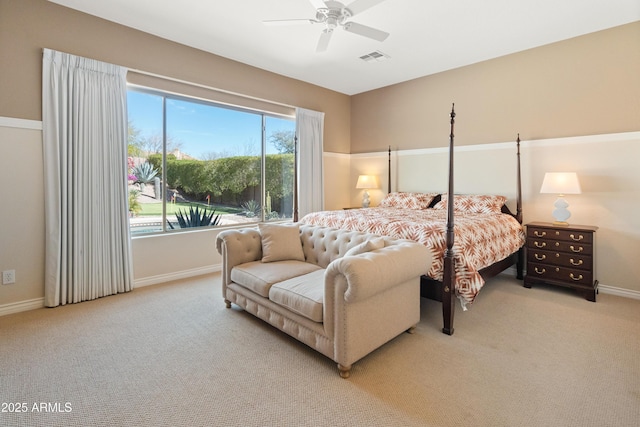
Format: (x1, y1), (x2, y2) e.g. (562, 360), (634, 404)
(316, 1), (352, 30)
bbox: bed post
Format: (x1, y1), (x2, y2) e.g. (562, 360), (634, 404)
(388, 145), (391, 194)
(515, 134), (524, 279)
(442, 104), (456, 336)
(293, 135), (298, 222)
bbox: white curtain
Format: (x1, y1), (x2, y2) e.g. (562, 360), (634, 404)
(295, 108), (325, 218)
(42, 49), (133, 307)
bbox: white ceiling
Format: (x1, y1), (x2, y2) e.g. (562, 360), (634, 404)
(50, 0), (640, 95)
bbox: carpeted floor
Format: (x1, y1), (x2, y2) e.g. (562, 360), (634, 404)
(1, 273), (639, 427)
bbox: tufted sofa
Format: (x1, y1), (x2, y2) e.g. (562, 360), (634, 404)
(216, 223), (432, 378)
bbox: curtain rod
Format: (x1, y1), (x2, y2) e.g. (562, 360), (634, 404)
(127, 67), (297, 111)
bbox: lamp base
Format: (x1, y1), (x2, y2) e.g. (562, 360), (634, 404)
(551, 196), (571, 225)
(552, 221), (569, 226)
(361, 190), (370, 208)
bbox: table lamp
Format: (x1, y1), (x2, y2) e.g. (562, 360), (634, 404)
(356, 175), (378, 208)
(540, 172), (581, 225)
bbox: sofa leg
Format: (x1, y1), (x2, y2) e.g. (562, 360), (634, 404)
(407, 325), (417, 334)
(337, 364), (351, 379)
(224, 299), (232, 309)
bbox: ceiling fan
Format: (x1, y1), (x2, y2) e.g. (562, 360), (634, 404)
(263, 0), (390, 52)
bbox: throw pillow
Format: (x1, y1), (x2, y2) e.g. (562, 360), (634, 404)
(379, 192), (438, 209)
(344, 238), (385, 257)
(259, 223), (305, 263)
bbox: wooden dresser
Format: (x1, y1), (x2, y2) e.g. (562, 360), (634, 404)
(524, 222), (598, 301)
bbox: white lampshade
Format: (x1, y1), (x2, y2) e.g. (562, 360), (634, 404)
(540, 172), (581, 195)
(540, 172), (581, 225)
(356, 175), (378, 208)
(356, 175), (378, 189)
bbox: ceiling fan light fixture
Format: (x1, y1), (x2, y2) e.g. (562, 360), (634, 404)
(265, 0), (390, 52)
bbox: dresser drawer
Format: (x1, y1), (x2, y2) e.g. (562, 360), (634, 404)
(527, 239), (593, 256)
(524, 222), (598, 301)
(527, 262), (594, 288)
(526, 248), (592, 270)
(527, 227), (593, 244)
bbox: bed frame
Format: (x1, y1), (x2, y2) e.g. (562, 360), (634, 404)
(295, 104), (524, 335)
(420, 105), (524, 334)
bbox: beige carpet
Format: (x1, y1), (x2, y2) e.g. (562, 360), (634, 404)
(1, 273), (639, 427)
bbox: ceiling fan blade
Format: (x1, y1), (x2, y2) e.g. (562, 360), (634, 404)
(316, 30), (333, 52)
(343, 21), (389, 41)
(308, 0), (327, 10)
(263, 19), (315, 26)
(346, 0), (387, 16)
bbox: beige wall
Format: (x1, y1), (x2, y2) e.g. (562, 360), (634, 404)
(0, 0), (351, 153)
(351, 22), (640, 152)
(0, 121), (45, 307)
(347, 21), (640, 295)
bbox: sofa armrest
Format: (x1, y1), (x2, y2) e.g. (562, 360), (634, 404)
(216, 229), (262, 287)
(325, 242), (431, 303)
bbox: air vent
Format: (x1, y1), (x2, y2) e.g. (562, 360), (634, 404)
(359, 50), (390, 63)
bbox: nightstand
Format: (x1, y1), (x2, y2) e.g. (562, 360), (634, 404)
(524, 222), (598, 301)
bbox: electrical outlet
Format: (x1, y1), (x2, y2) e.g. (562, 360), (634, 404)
(2, 270), (16, 285)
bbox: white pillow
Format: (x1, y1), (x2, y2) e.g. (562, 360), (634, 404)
(344, 238), (385, 257)
(258, 223), (305, 263)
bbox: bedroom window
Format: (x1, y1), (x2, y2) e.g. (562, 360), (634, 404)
(127, 87), (296, 235)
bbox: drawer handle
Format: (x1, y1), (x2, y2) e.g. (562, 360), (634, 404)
(570, 259), (583, 266)
(534, 267), (546, 275)
(570, 234), (584, 242)
(570, 273), (584, 281)
(569, 246), (583, 253)
(534, 242), (546, 248)
(534, 254), (546, 261)
(533, 230), (546, 237)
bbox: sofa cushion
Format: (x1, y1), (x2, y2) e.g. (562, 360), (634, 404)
(269, 269), (325, 323)
(259, 223), (305, 262)
(231, 260), (322, 297)
(344, 238), (385, 257)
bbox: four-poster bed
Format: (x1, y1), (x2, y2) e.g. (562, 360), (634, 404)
(295, 105), (525, 335)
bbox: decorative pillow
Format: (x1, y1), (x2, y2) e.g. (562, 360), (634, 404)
(433, 194), (507, 214)
(344, 238), (385, 257)
(258, 223), (305, 263)
(379, 192), (438, 210)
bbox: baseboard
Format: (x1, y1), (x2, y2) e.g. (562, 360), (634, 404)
(134, 264), (221, 288)
(502, 267), (640, 300)
(0, 298), (45, 316)
(598, 284), (640, 300)
(0, 265), (222, 317)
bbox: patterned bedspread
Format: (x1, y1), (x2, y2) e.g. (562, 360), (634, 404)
(300, 207), (525, 308)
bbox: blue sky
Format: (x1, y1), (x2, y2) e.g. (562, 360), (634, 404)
(127, 90), (295, 159)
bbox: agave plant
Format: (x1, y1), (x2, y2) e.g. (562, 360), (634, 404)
(168, 205), (221, 229)
(240, 200), (261, 218)
(132, 161), (158, 189)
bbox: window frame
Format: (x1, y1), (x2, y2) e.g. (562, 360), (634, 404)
(127, 84), (296, 236)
